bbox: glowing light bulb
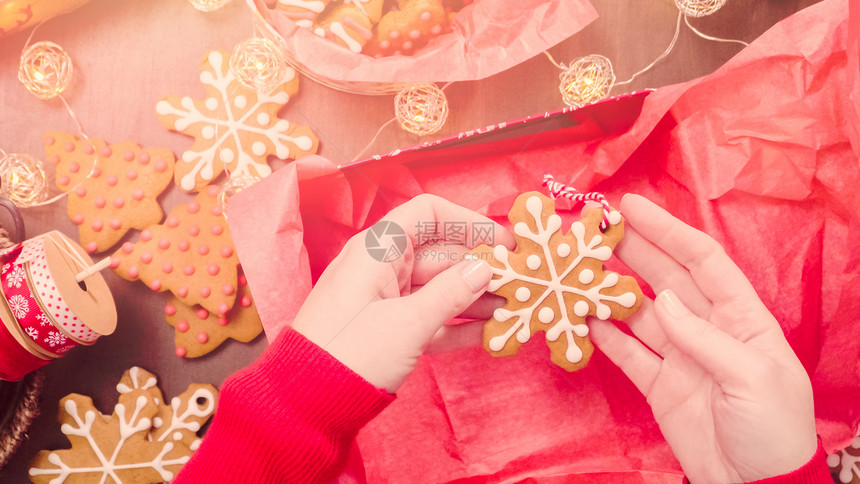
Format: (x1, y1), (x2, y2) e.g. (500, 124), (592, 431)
(0, 153), (49, 207)
(558, 55), (615, 108)
(229, 38), (290, 94)
(18, 41), (73, 100)
(394, 83), (449, 136)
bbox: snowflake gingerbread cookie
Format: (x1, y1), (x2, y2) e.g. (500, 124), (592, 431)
(156, 50), (318, 192)
(471, 192), (643, 371)
(829, 437), (860, 484)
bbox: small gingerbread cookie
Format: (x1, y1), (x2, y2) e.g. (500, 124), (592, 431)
(116, 366), (218, 452)
(110, 185), (239, 316)
(164, 271), (262, 358)
(829, 437), (860, 484)
(471, 192), (643, 371)
(374, 0), (447, 55)
(156, 50), (318, 192)
(317, 3), (375, 53)
(43, 132), (175, 254)
(276, 0), (334, 28)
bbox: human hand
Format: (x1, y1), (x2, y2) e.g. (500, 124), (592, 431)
(589, 194), (817, 483)
(292, 194), (514, 393)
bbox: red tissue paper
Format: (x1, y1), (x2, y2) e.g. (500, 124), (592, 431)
(228, 0), (860, 481)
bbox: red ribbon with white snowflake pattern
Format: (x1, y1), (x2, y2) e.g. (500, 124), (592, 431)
(542, 174), (614, 230)
(0, 241), (80, 357)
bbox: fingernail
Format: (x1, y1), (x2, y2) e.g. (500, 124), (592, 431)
(658, 290), (689, 318)
(461, 259), (492, 293)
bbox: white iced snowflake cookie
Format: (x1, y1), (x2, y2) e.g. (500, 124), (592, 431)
(156, 50), (319, 192)
(471, 191), (643, 372)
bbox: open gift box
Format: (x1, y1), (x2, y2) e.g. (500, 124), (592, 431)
(228, 0), (859, 480)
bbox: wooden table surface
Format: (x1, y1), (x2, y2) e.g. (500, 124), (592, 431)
(0, 0), (818, 480)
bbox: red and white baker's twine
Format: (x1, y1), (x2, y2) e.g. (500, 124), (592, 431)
(542, 174), (612, 230)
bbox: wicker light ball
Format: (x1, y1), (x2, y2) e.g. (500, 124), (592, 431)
(394, 83), (449, 136)
(559, 54), (616, 108)
(0, 153), (48, 208)
(188, 0), (232, 12)
(218, 174), (261, 219)
(674, 0), (726, 17)
(17, 41), (73, 100)
(229, 38), (290, 94)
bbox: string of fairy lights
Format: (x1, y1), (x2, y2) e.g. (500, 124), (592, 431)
(2, 0), (745, 208)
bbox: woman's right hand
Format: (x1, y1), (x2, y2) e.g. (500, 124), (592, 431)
(589, 194), (817, 483)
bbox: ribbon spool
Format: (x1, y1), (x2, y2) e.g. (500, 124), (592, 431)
(0, 231), (116, 381)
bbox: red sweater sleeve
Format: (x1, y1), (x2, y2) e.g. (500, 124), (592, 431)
(683, 439), (832, 484)
(174, 328), (395, 484)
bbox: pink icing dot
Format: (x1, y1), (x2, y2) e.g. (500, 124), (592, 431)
(380, 40), (391, 49)
(199, 286), (211, 298)
(389, 29), (400, 39)
(409, 29), (421, 39)
(140, 252), (153, 264)
(420, 11), (431, 21)
(64, 142), (75, 152)
(72, 214), (84, 225)
(207, 264), (219, 276)
(76, 187), (87, 198)
(132, 189), (144, 201)
(176, 320), (189, 332)
(196, 308), (209, 320)
(207, 185), (220, 197)
(86, 241), (97, 253)
(430, 24), (442, 35)
(58, 175), (70, 186)
(45, 136), (55, 145)
(140, 230), (152, 242)
(217, 303), (230, 315)
(114, 197), (125, 208)
(402, 40), (413, 50)
(220, 246), (233, 258)
(110, 219), (121, 230)
(238, 274), (247, 286)
(175, 346), (187, 357)
(221, 284), (234, 295)
(121, 242), (134, 254)
(101, 146), (112, 157)
(109, 257), (120, 268)
(106, 175), (118, 186)
(158, 238), (170, 250)
(196, 332), (209, 344)
(217, 317), (229, 326)
(211, 205), (223, 216)
(197, 245), (209, 256)
(49, 155), (60, 165)
(91, 220), (103, 232)
(177, 286), (188, 297)
(123, 151), (134, 161)
(91, 167), (101, 177)
(154, 160), (166, 172)
(128, 265), (139, 278)
(126, 170), (138, 181)
(183, 265), (195, 276)
(240, 296), (252, 308)
(164, 304), (177, 316)
(166, 216), (179, 228)
(139, 152), (150, 164)
(83, 144), (94, 155)
(188, 226), (200, 237)
(210, 225), (223, 236)
(178, 240), (190, 252)
(162, 263), (173, 274)
(94, 197), (106, 208)
(149, 279), (161, 291)
(68, 162), (80, 173)
(187, 201), (200, 214)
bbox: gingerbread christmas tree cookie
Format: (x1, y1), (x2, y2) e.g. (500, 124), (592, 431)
(110, 185), (239, 315)
(164, 271), (262, 358)
(156, 50), (319, 192)
(471, 192), (643, 371)
(43, 132), (175, 254)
